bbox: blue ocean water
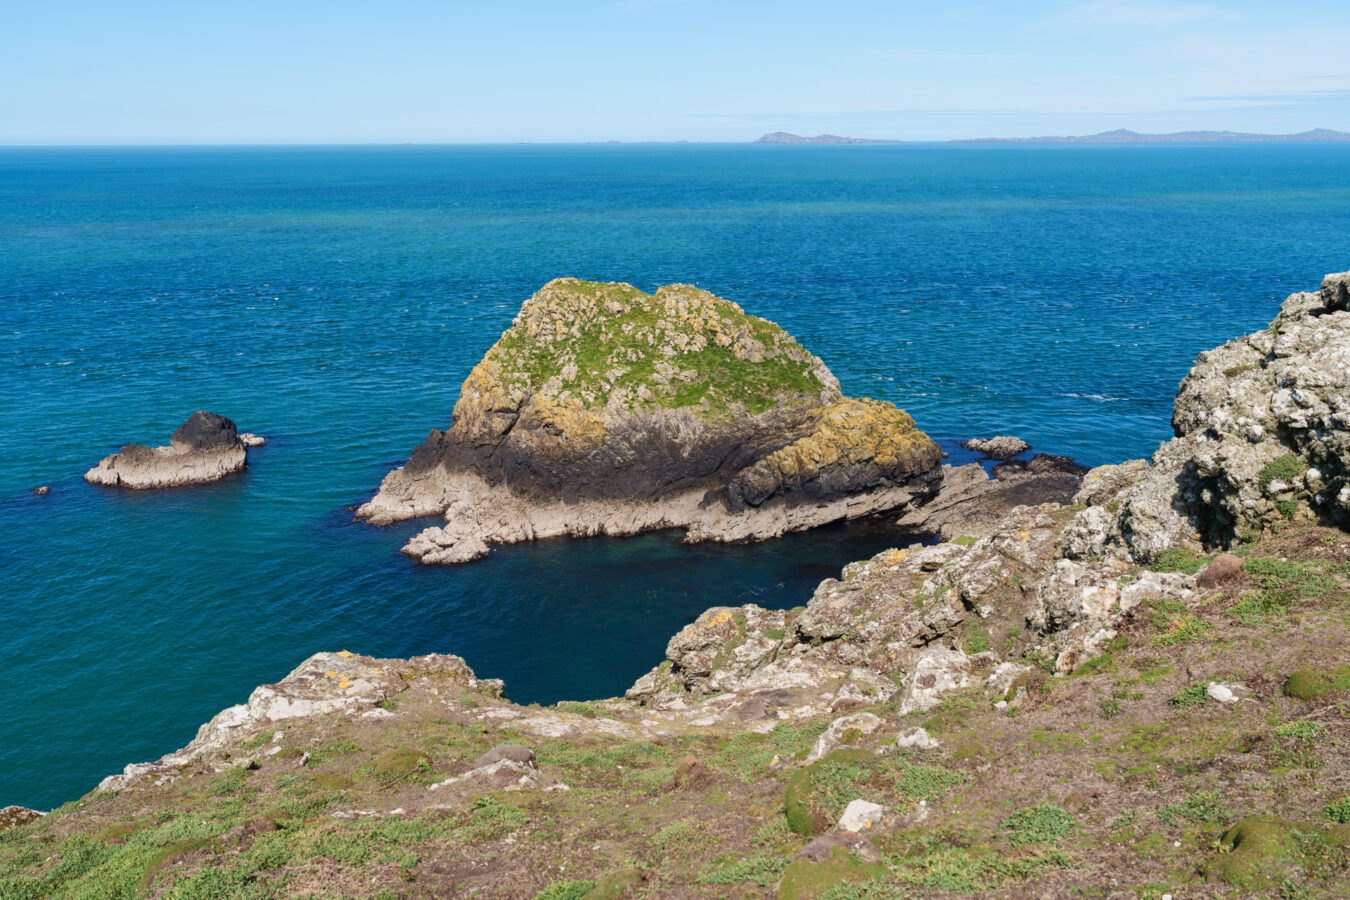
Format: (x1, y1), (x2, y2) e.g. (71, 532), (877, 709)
(3, 143), (1349, 810)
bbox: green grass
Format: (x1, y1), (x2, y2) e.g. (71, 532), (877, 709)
(1274, 721), (1324, 741)
(1152, 547), (1210, 575)
(1152, 613), (1213, 648)
(1324, 797), (1350, 824)
(1003, 803), (1076, 846)
(1158, 790), (1232, 826)
(695, 854), (791, 885)
(890, 843), (1073, 893)
(1258, 454), (1308, 491)
(533, 879), (596, 900)
(1168, 682), (1210, 708)
(492, 281), (825, 419)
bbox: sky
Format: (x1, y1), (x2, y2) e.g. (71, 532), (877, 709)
(3, 0), (1349, 143)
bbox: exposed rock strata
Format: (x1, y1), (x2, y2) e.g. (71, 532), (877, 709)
(84, 411), (252, 489)
(358, 279), (942, 563)
(896, 454), (1087, 539)
(1062, 270), (1350, 562)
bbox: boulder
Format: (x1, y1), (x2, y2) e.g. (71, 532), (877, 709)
(84, 411), (251, 489)
(836, 799), (888, 833)
(806, 712), (883, 762)
(357, 279), (941, 563)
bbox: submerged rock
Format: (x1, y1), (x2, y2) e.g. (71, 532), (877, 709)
(84, 411), (253, 489)
(358, 279), (941, 563)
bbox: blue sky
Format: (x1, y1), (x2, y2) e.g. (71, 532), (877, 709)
(3, 0), (1349, 143)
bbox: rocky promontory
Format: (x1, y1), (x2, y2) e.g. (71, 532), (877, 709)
(358, 279), (942, 563)
(84, 411), (255, 489)
(1062, 270), (1350, 563)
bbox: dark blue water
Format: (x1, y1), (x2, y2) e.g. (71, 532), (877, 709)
(4, 143), (1350, 809)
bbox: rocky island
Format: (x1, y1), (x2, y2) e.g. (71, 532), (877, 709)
(358, 279), (943, 564)
(5, 272), (1349, 899)
(84, 411), (261, 489)
(754, 132), (902, 145)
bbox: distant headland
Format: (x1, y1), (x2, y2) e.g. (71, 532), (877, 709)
(754, 132), (902, 144)
(951, 127), (1350, 144)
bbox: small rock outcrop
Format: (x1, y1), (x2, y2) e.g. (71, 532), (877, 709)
(84, 411), (253, 489)
(963, 435), (1031, 459)
(1062, 270), (1350, 562)
(0, 806), (44, 831)
(358, 279), (942, 563)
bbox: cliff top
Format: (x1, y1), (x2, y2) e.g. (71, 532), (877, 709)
(473, 278), (838, 420)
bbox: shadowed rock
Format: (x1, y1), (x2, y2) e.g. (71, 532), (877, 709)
(84, 411), (255, 489)
(358, 279), (942, 564)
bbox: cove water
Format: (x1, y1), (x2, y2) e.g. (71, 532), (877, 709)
(4, 143), (1350, 810)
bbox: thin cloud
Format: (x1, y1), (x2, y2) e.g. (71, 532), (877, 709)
(1184, 88), (1350, 104)
(1064, 1), (1241, 27)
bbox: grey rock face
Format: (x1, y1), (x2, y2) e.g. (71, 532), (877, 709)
(84, 411), (251, 489)
(898, 457), (1086, 540)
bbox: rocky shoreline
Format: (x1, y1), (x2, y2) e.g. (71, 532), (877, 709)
(84, 411), (263, 489)
(6, 271), (1349, 899)
(358, 279), (944, 564)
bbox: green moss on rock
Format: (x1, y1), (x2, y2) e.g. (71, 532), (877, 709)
(483, 279), (829, 421)
(1283, 666), (1350, 700)
(1204, 816), (1297, 889)
(777, 846), (892, 900)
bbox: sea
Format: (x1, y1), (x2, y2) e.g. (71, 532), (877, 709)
(3, 142), (1349, 810)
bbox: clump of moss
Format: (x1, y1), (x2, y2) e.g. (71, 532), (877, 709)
(362, 747), (431, 784)
(585, 868), (646, 899)
(1204, 816), (1297, 889)
(777, 845), (891, 900)
(783, 749), (962, 835)
(1283, 667), (1350, 700)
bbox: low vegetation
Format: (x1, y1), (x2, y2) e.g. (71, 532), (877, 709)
(2, 523), (1347, 898)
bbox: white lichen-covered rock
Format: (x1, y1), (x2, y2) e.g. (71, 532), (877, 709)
(895, 727), (940, 750)
(837, 799), (889, 833)
(806, 712), (883, 763)
(898, 646), (973, 714)
(97, 652), (476, 792)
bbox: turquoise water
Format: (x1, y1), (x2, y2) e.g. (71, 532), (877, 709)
(3, 143), (1350, 809)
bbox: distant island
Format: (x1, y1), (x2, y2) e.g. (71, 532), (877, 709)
(952, 127), (1350, 144)
(754, 131), (901, 144)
